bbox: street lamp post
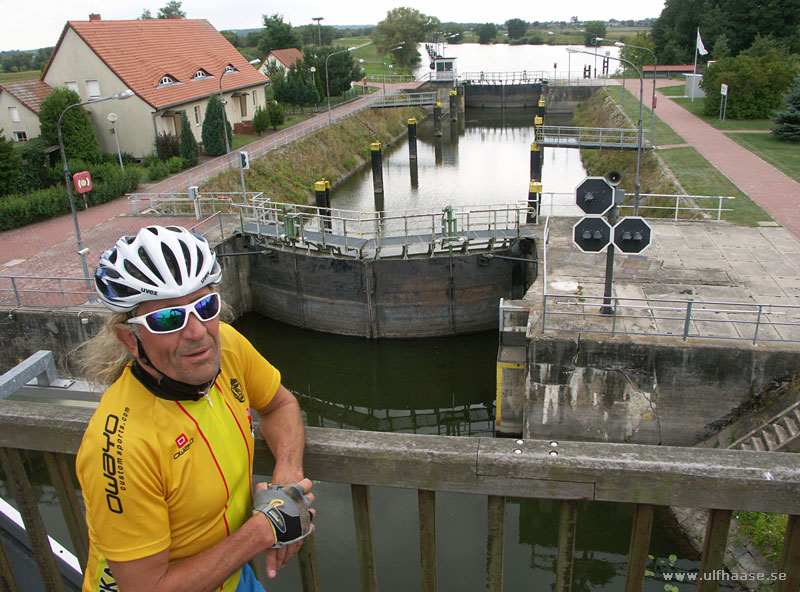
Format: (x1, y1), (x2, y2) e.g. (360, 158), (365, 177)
(616, 41), (657, 143)
(568, 47), (644, 215)
(381, 43), (405, 96)
(107, 112), (124, 172)
(57, 89), (134, 297)
(218, 59), (260, 164)
(310, 66), (317, 108)
(312, 17), (324, 46)
(592, 36), (604, 78)
(324, 41), (373, 125)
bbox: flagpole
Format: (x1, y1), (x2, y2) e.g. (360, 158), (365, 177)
(691, 28), (699, 102)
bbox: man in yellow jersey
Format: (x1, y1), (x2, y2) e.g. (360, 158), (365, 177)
(76, 225), (314, 592)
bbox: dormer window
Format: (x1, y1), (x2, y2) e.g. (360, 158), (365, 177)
(158, 75), (179, 87)
(224, 65), (237, 73)
(192, 69), (210, 80)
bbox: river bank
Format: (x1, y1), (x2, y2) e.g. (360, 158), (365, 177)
(200, 106), (427, 205)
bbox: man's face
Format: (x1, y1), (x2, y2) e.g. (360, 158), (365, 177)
(122, 288), (221, 386)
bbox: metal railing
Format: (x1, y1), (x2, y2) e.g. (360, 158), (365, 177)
(460, 71), (550, 84)
(541, 293), (800, 345)
(236, 200), (529, 258)
(536, 125), (645, 149)
(534, 193), (735, 222)
(0, 215), (228, 308)
(1, 399), (798, 592)
(370, 92), (439, 108)
(369, 74), (415, 84)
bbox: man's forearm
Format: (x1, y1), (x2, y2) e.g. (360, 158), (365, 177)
(108, 513), (274, 592)
(258, 385), (305, 484)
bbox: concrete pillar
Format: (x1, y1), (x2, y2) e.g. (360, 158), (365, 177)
(530, 142), (542, 182)
(371, 142), (384, 209)
(449, 90), (458, 122)
(407, 118), (418, 160)
(433, 103), (443, 137)
(527, 181), (542, 224)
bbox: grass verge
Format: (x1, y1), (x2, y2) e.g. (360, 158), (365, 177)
(734, 512), (787, 566)
(603, 86), (684, 146)
(727, 132), (800, 183)
(668, 95), (774, 131)
(657, 147), (771, 226)
(201, 106), (425, 204)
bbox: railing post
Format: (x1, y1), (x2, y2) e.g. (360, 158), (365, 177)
(612, 297), (619, 336)
(753, 304), (763, 345)
(697, 509), (732, 592)
(10, 276), (20, 307)
(0, 447), (66, 592)
(683, 300), (694, 341)
(418, 490), (438, 592)
(43, 451), (89, 571)
(776, 514), (800, 592)
(623, 504), (654, 592)
(297, 533), (321, 592)
(717, 197), (724, 221)
(351, 484), (379, 592)
(486, 495), (505, 592)
(555, 500), (578, 592)
(674, 196), (681, 220)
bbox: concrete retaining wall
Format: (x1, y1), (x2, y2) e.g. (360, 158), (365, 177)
(542, 85), (599, 114)
(463, 83), (543, 109)
(524, 333), (800, 446)
(251, 240), (536, 338)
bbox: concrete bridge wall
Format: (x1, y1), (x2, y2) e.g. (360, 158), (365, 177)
(524, 333), (800, 446)
(250, 240), (536, 339)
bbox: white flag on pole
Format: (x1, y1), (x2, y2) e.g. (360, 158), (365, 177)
(696, 28), (709, 56)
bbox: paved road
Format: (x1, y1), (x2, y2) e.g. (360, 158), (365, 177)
(0, 82), (420, 283)
(642, 79), (800, 239)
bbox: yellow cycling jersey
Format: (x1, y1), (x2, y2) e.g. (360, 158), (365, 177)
(76, 323), (281, 592)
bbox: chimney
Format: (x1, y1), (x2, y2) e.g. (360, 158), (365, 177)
(89, 14), (101, 21)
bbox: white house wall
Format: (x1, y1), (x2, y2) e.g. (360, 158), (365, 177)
(0, 92), (41, 143)
(43, 28), (154, 157)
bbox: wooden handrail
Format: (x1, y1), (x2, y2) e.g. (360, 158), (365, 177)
(1, 399), (799, 591)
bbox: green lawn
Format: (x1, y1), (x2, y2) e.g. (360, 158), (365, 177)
(668, 95), (774, 131)
(603, 86), (685, 146)
(657, 147), (771, 226)
(0, 70), (40, 83)
(727, 132), (800, 183)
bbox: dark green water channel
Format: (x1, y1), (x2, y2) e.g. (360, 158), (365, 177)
(234, 314), (733, 592)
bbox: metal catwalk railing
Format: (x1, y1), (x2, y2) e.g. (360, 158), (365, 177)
(1, 400), (799, 592)
(370, 92), (439, 108)
(536, 125), (648, 150)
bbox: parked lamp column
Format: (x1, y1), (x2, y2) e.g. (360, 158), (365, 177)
(218, 59), (260, 164)
(325, 42), (372, 125)
(568, 47), (644, 215)
(107, 112), (123, 172)
(382, 42), (405, 96)
(615, 41), (657, 143)
(57, 89), (134, 297)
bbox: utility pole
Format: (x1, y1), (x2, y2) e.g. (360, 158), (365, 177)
(312, 17), (324, 46)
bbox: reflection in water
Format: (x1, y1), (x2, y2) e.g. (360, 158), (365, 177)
(331, 108), (584, 216)
(236, 313), (496, 437)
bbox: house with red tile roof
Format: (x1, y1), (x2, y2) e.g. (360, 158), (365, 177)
(257, 48), (303, 75)
(0, 80), (53, 143)
(41, 15), (268, 157)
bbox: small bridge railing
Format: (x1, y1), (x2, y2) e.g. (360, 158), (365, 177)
(236, 201), (529, 258)
(370, 91), (439, 108)
(369, 74), (415, 84)
(1, 399), (798, 592)
(536, 125), (644, 149)
(460, 71), (549, 84)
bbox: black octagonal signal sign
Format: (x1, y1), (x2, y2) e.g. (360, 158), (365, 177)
(613, 216), (652, 253)
(573, 216), (612, 253)
(575, 176), (614, 216)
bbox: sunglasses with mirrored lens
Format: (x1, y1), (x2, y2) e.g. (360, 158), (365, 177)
(127, 293), (221, 334)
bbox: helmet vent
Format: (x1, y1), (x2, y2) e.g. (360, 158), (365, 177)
(124, 259), (156, 286)
(194, 245), (205, 277)
(137, 247), (164, 284)
(162, 243), (182, 284)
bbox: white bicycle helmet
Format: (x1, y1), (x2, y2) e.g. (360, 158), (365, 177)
(94, 225), (222, 312)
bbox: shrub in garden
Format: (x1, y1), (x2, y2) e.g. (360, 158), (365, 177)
(179, 110), (199, 166)
(772, 76), (800, 141)
(155, 132), (180, 161)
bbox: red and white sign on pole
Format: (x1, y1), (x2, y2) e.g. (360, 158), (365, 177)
(72, 171), (93, 208)
(72, 171), (93, 194)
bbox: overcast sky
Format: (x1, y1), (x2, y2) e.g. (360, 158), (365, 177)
(5, 0), (666, 52)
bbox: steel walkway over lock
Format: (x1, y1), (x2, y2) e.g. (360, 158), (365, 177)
(535, 126), (652, 150)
